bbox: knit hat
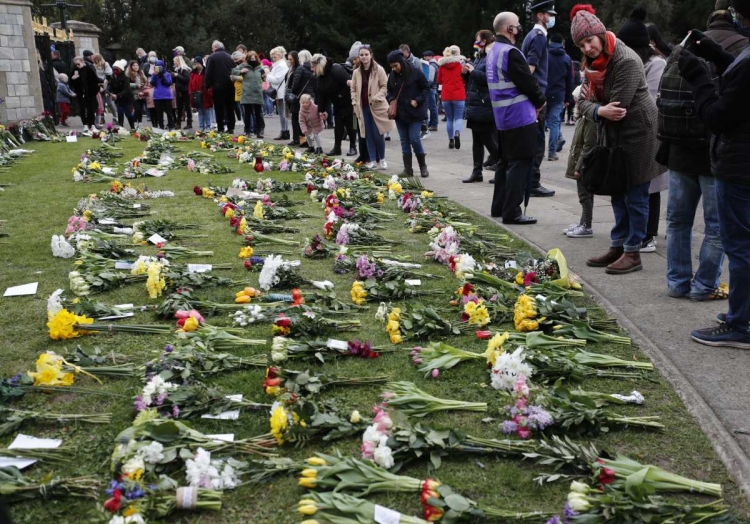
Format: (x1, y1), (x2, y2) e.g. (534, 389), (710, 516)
(113, 59), (127, 71)
(549, 33), (564, 44)
(193, 55), (204, 68)
(570, 4), (607, 45)
(733, 0), (750, 18)
(348, 41), (362, 60)
(422, 50), (434, 57)
(82, 49), (94, 58)
(386, 49), (405, 64)
(617, 7), (650, 49)
(716, 0), (731, 9)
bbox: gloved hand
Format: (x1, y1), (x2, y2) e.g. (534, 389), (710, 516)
(677, 49), (709, 83)
(686, 29), (734, 72)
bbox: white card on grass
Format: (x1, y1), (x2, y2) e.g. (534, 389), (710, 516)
(0, 457), (37, 469)
(8, 434), (62, 450)
(206, 434), (234, 442)
(326, 339), (349, 351)
(374, 505), (401, 524)
(114, 304), (134, 310)
(187, 264), (212, 273)
(133, 204), (142, 209)
(98, 218), (117, 225)
(4, 282), (38, 297)
(114, 261), (134, 270)
(505, 260), (518, 269)
(201, 410), (240, 420)
(66, 135), (77, 143)
(148, 233), (167, 245)
(405, 279), (421, 286)
(102, 167), (115, 175)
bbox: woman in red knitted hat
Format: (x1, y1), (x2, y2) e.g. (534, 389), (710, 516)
(570, 4), (663, 275)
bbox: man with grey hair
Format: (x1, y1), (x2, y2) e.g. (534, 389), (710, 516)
(487, 11), (546, 224)
(204, 39), (236, 133)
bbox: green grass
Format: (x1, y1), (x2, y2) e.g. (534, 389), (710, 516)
(0, 135), (748, 523)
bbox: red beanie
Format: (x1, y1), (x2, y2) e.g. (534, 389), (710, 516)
(570, 4), (607, 44)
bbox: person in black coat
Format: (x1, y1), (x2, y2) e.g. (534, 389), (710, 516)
(291, 53), (317, 105)
(463, 29), (500, 183)
(204, 40), (236, 133)
(70, 54), (103, 133)
(387, 50), (430, 177)
(313, 54), (357, 156)
(678, 19), (750, 349)
(172, 56), (193, 130)
(109, 60), (135, 129)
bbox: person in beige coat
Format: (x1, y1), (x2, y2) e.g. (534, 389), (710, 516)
(351, 45), (394, 169)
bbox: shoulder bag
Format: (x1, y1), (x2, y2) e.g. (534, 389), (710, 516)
(388, 81), (405, 120)
(580, 122), (629, 196)
(285, 77), (310, 106)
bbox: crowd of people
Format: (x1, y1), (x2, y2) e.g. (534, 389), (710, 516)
(39, 0), (750, 349)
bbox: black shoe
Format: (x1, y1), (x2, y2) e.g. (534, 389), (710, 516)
(416, 153), (429, 178)
(183, 125), (193, 131)
(274, 133), (285, 140)
(315, 147), (324, 154)
(482, 158), (495, 168)
(462, 170), (483, 183)
(489, 179), (495, 184)
(306, 146), (315, 153)
(454, 133), (461, 150)
(385, 136), (391, 141)
(441, 116), (447, 122)
(503, 215), (537, 225)
(288, 140), (298, 146)
(327, 148), (342, 156)
(257, 132), (264, 139)
(448, 139), (455, 149)
(428, 126), (438, 132)
(557, 138), (566, 152)
(530, 185), (555, 197)
(346, 148), (357, 156)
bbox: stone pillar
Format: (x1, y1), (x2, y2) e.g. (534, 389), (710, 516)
(51, 20), (101, 55)
(0, 0), (43, 123)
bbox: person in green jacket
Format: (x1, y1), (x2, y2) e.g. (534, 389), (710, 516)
(231, 49), (266, 138)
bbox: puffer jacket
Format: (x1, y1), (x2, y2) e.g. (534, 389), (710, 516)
(149, 60), (174, 100)
(437, 55), (466, 101)
(233, 63), (265, 105)
(109, 71), (133, 105)
(386, 60), (429, 123)
(684, 45), (750, 185)
(464, 54), (493, 123)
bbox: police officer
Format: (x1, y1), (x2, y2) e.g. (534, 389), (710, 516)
(521, 0), (557, 198)
(488, 11), (547, 224)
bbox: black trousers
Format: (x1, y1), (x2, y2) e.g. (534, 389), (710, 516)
(290, 110), (301, 142)
(153, 99), (174, 129)
(531, 105), (547, 187)
(213, 87), (236, 132)
(647, 192), (660, 238)
(470, 123), (499, 174)
(491, 157), (532, 221)
(175, 90), (192, 127)
(79, 95), (98, 127)
(242, 103), (264, 135)
(333, 105), (356, 150)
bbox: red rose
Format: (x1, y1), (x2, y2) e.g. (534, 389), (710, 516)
(193, 186), (202, 195)
(275, 316), (292, 328)
(244, 260), (252, 269)
(103, 489), (122, 512)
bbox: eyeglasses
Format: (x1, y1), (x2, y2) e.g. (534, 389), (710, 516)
(360, 44), (372, 50)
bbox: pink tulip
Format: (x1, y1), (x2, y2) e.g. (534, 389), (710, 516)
(188, 309), (205, 323)
(361, 441), (375, 458)
(431, 369), (439, 378)
(517, 427), (531, 439)
(174, 310), (191, 319)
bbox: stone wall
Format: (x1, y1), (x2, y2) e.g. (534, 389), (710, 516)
(0, 0), (42, 123)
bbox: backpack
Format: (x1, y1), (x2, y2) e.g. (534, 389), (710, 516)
(656, 45), (713, 145)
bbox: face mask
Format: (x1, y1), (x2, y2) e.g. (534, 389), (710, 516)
(249, 60), (258, 66)
(546, 16), (556, 29)
(149, 57), (156, 63)
(733, 10), (750, 36)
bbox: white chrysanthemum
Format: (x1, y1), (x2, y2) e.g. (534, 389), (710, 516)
(47, 289), (64, 320)
(141, 375), (177, 405)
(373, 436), (395, 469)
(490, 347), (533, 391)
(51, 235), (76, 258)
(455, 253), (476, 276)
(362, 424), (384, 444)
(137, 441), (165, 464)
(258, 254), (284, 291)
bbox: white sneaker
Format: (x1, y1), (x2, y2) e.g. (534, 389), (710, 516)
(567, 225), (594, 238)
(562, 223), (578, 235)
(640, 237), (657, 253)
(364, 161), (377, 169)
(378, 160), (388, 170)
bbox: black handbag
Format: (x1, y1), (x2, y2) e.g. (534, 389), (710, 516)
(580, 123), (629, 196)
(285, 78), (310, 106)
(264, 79), (280, 99)
(190, 91), (202, 108)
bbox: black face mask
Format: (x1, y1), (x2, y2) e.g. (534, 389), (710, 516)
(249, 60), (258, 66)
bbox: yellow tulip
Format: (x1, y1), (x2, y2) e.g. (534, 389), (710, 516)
(305, 457), (328, 466)
(300, 469), (318, 478)
(298, 477), (317, 489)
(298, 505), (317, 515)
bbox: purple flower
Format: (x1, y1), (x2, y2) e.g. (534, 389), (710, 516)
(377, 270), (384, 278)
(546, 517), (562, 524)
(8, 373), (21, 386)
(156, 392), (167, 406)
(356, 255), (376, 279)
(564, 502), (579, 523)
(172, 405), (180, 418)
(527, 405), (554, 430)
(164, 344), (174, 353)
(134, 396), (147, 411)
(250, 256), (265, 265)
(106, 480), (124, 496)
(125, 485), (145, 500)
(501, 420), (518, 434)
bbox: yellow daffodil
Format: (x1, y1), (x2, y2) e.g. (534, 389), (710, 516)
(253, 200), (265, 220)
(47, 309), (93, 340)
(200, 140), (207, 149)
(269, 404), (289, 444)
(350, 281), (368, 305)
(89, 161), (101, 171)
(239, 246), (254, 259)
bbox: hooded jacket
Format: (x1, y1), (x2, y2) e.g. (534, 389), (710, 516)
(233, 62), (265, 105)
(149, 60), (174, 100)
(315, 60), (353, 115)
(421, 58), (439, 89)
(299, 100), (324, 135)
(546, 42), (572, 104)
(437, 55), (466, 101)
(464, 54), (493, 123)
(386, 53), (429, 123)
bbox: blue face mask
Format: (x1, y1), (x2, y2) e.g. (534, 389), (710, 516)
(546, 16), (556, 29)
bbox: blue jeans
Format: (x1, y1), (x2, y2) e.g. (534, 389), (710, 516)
(362, 105), (385, 162)
(395, 119), (425, 155)
(666, 171), (724, 298)
(263, 93), (274, 115)
(610, 182), (650, 252)
(197, 107), (213, 131)
(442, 100), (465, 138)
(427, 89), (438, 128)
(546, 100), (564, 157)
(716, 179), (750, 334)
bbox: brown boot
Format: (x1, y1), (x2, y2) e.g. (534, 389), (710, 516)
(586, 247), (624, 268)
(606, 252), (643, 274)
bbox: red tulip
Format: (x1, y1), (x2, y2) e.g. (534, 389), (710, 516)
(476, 330), (493, 339)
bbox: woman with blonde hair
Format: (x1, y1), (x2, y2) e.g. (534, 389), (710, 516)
(312, 53), (357, 157)
(92, 53), (116, 126)
(172, 55), (192, 129)
(351, 45), (393, 169)
(437, 45), (467, 150)
(268, 45), (290, 140)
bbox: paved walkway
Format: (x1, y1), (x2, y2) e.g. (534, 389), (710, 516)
(65, 113), (750, 495)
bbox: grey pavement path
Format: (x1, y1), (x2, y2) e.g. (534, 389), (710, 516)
(67, 112), (750, 495)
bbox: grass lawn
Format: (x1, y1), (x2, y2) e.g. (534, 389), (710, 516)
(0, 135), (747, 523)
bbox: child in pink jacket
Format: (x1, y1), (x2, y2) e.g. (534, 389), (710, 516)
(298, 94), (324, 154)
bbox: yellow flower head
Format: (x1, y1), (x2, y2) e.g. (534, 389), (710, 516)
(350, 281), (367, 305)
(239, 246), (254, 259)
(421, 190), (434, 199)
(146, 262), (166, 299)
(225, 207), (235, 219)
(376, 192), (385, 204)
(253, 200), (265, 220)
(386, 320), (400, 334)
(466, 301), (490, 327)
(47, 309), (93, 340)
(485, 332), (509, 366)
(387, 308), (401, 322)
(269, 404), (289, 444)
(89, 161), (101, 171)
(83, 210), (92, 222)
(237, 217), (248, 235)
(305, 457), (328, 466)
(389, 332), (403, 345)
(515, 272), (524, 285)
(390, 182), (403, 195)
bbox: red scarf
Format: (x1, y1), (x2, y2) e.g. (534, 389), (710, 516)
(585, 31), (617, 102)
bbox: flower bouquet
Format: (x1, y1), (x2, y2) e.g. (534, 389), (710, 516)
(270, 337), (393, 364)
(333, 222), (392, 246)
(144, 345), (266, 383)
(384, 305), (471, 344)
(269, 400), (369, 445)
(382, 381), (487, 418)
(351, 279), (443, 305)
(258, 255), (307, 290)
(0, 406), (111, 436)
(0, 466), (99, 503)
(272, 308), (360, 338)
(297, 491), (430, 524)
(262, 366), (387, 399)
(175, 326), (266, 351)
